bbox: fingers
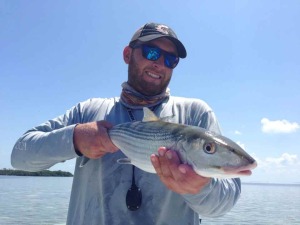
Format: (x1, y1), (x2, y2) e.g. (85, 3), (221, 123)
(151, 148), (211, 194)
(151, 147), (182, 178)
(158, 148), (173, 177)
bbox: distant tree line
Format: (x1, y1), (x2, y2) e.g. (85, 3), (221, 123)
(0, 168), (73, 177)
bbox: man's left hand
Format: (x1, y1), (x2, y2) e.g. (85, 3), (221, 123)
(150, 147), (211, 195)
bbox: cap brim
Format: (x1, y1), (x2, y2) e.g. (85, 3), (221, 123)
(135, 34), (187, 58)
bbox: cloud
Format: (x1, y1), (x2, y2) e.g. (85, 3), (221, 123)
(261, 118), (299, 133)
(234, 130), (242, 135)
(245, 153), (300, 184)
(255, 153), (300, 174)
(264, 153), (299, 167)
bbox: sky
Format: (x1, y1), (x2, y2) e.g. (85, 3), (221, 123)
(1, 0), (299, 184)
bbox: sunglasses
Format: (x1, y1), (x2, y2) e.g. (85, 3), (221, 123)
(131, 44), (179, 69)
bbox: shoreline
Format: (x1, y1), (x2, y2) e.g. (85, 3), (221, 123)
(0, 168), (73, 177)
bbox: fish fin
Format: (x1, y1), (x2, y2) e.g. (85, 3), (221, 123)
(117, 158), (132, 165)
(142, 107), (159, 122)
(79, 156), (90, 168)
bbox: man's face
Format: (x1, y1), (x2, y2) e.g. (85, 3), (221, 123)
(124, 38), (178, 96)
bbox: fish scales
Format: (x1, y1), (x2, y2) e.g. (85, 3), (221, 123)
(109, 120), (221, 174)
(109, 121), (180, 171)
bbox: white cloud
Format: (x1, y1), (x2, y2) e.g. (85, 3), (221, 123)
(234, 130), (242, 135)
(261, 118), (299, 133)
(255, 153), (300, 173)
(244, 153), (300, 184)
(264, 153), (299, 167)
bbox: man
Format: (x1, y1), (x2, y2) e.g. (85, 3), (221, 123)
(11, 22), (241, 225)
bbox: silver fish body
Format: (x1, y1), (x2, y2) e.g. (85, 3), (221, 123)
(107, 108), (257, 178)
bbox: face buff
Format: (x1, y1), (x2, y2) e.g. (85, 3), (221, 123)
(120, 82), (170, 109)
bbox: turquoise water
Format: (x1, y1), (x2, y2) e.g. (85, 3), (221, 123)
(1, 176), (299, 225)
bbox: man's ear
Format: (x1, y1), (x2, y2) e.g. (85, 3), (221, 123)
(123, 46), (132, 64)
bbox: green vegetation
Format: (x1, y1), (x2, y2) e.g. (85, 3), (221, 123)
(0, 168), (73, 177)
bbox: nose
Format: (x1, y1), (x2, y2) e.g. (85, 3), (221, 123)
(152, 54), (165, 68)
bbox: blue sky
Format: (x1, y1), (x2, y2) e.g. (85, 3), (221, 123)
(1, 0), (299, 184)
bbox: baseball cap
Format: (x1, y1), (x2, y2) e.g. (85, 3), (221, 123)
(129, 22), (187, 58)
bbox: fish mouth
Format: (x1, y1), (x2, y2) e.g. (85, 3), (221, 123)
(194, 161), (258, 178)
(222, 161), (258, 177)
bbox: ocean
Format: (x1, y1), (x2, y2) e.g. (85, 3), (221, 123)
(0, 176), (299, 225)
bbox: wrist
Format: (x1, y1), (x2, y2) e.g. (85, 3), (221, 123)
(73, 124), (83, 157)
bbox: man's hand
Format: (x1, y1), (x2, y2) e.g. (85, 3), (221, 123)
(151, 147), (211, 195)
(73, 121), (119, 159)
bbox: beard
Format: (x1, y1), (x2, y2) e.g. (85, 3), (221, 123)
(127, 54), (171, 96)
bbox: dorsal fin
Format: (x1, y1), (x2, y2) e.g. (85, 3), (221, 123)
(143, 107), (159, 122)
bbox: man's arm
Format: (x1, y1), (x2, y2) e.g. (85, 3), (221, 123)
(11, 117), (78, 172)
(11, 100), (118, 172)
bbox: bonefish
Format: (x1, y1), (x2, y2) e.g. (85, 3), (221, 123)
(80, 108), (257, 178)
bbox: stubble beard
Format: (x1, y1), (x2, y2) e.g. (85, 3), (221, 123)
(127, 55), (171, 96)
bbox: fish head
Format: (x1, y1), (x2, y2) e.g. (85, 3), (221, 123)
(182, 129), (257, 178)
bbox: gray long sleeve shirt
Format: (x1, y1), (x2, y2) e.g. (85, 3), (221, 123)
(11, 96), (241, 225)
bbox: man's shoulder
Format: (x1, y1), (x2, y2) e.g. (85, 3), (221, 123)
(170, 96), (211, 109)
(79, 97), (119, 106)
(74, 97), (120, 113)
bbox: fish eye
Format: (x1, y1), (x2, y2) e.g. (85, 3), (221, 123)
(203, 142), (216, 154)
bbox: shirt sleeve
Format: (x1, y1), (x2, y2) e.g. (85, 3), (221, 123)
(183, 178), (241, 217)
(11, 104), (82, 172)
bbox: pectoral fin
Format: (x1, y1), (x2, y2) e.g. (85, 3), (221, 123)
(117, 158), (132, 165)
(79, 156), (90, 168)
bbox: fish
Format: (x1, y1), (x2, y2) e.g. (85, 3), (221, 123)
(80, 107), (257, 178)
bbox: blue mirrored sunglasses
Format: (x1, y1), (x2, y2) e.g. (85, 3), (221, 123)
(131, 44), (179, 69)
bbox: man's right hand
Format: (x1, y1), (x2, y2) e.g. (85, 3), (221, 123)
(73, 121), (119, 159)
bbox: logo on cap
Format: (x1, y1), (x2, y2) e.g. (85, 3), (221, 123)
(156, 25), (170, 35)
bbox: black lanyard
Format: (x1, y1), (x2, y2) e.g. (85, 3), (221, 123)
(125, 108), (142, 211)
(126, 108), (136, 122)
